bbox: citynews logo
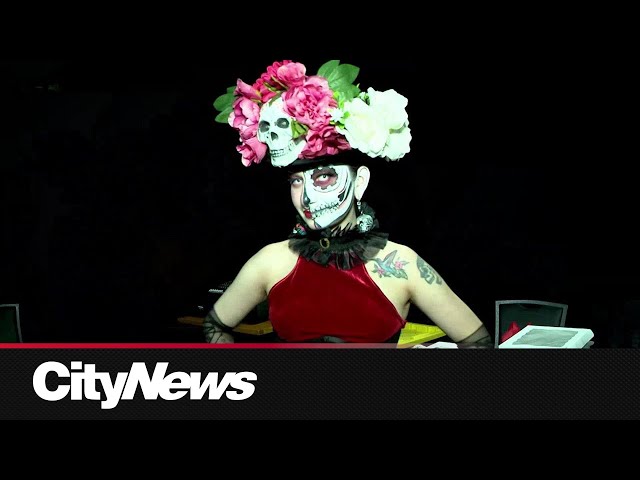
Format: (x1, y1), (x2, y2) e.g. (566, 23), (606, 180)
(32, 361), (257, 410)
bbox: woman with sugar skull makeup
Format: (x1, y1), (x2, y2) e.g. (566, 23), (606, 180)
(204, 59), (491, 345)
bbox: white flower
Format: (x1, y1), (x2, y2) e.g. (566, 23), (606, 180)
(336, 97), (388, 157)
(336, 88), (412, 160)
(382, 123), (412, 160)
(329, 107), (345, 124)
(366, 88), (409, 130)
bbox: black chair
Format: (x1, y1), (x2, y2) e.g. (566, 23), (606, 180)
(495, 299), (568, 348)
(0, 304), (22, 342)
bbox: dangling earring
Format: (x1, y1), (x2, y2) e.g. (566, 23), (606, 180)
(356, 198), (373, 233)
(292, 222), (307, 236)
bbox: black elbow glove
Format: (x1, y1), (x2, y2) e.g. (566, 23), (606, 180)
(203, 307), (234, 343)
(459, 325), (493, 346)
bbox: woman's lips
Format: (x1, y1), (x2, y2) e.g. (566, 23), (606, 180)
(303, 210), (312, 219)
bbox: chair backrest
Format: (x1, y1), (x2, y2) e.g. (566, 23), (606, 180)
(495, 299), (568, 348)
(0, 304), (22, 342)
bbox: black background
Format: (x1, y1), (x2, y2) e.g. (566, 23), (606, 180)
(0, 37), (634, 346)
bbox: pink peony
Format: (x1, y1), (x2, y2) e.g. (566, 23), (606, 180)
(238, 123), (258, 142)
(229, 97), (261, 130)
(237, 136), (267, 167)
(301, 124), (351, 158)
(253, 77), (279, 105)
(234, 79), (261, 102)
(276, 62), (306, 88)
(253, 60), (299, 104)
(260, 60), (292, 85)
(282, 76), (336, 131)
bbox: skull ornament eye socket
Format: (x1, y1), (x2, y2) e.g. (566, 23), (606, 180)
(259, 117), (290, 135)
(257, 97), (306, 167)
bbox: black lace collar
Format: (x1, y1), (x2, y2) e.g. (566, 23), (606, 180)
(287, 202), (388, 270)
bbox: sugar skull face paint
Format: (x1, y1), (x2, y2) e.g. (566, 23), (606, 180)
(289, 164), (355, 230)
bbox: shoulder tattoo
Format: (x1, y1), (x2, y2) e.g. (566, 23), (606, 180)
(417, 257), (443, 285)
(371, 250), (409, 279)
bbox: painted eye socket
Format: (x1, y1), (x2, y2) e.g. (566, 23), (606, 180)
(311, 168), (338, 188)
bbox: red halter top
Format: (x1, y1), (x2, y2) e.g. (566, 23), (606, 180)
(268, 256), (406, 342)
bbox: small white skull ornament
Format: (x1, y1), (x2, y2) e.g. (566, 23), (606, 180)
(257, 97), (306, 167)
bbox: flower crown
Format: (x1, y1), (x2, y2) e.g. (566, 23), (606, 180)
(214, 60), (411, 168)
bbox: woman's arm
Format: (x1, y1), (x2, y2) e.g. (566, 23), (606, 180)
(406, 247), (491, 345)
(203, 246), (271, 343)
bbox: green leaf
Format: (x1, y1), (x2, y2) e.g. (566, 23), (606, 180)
(213, 93), (234, 112)
(318, 60), (362, 106)
(291, 120), (309, 139)
(318, 61), (360, 90)
(214, 107), (232, 124)
(213, 86), (236, 112)
(340, 84), (361, 102)
(317, 60), (340, 78)
(336, 64), (360, 85)
(333, 83), (362, 106)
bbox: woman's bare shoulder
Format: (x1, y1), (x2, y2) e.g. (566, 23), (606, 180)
(381, 241), (441, 275)
(258, 239), (293, 255)
(253, 240), (299, 291)
(377, 240), (418, 259)
(251, 240), (297, 266)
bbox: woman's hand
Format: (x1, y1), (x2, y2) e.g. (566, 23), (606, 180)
(208, 331), (235, 344)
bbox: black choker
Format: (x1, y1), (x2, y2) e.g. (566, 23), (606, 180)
(288, 202), (388, 270)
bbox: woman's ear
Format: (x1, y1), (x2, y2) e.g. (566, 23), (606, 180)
(355, 165), (371, 201)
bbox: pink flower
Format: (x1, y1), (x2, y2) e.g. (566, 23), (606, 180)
(253, 60), (302, 104)
(237, 136), (267, 166)
(261, 60), (292, 85)
(234, 79), (261, 102)
(228, 95), (265, 167)
(276, 62), (306, 88)
(229, 97), (260, 130)
(253, 77), (279, 105)
(239, 123), (258, 142)
(282, 76), (336, 130)
(301, 124), (351, 158)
